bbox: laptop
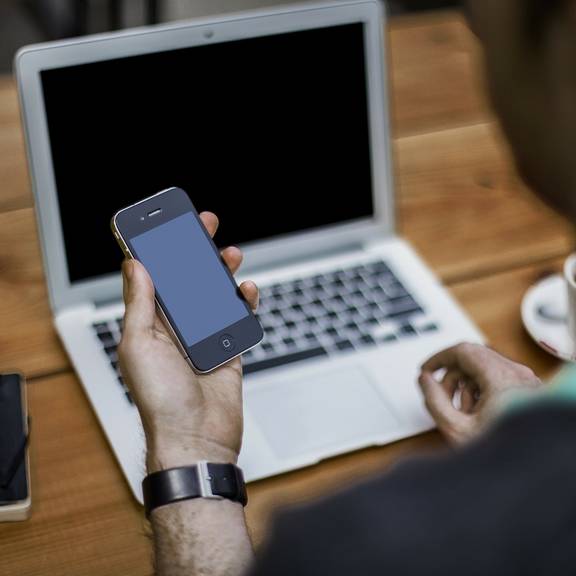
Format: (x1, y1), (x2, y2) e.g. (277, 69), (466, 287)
(16, 0), (483, 503)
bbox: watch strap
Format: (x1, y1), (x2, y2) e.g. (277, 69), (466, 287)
(142, 461), (247, 518)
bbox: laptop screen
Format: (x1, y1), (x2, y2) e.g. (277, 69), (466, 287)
(40, 23), (374, 284)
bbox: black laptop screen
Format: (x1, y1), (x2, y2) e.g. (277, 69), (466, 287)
(41, 23), (374, 283)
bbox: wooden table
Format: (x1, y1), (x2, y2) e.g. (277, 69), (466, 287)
(0, 11), (572, 575)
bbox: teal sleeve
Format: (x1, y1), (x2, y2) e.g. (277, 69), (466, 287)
(502, 364), (576, 416)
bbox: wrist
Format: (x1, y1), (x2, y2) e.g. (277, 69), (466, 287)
(146, 438), (239, 473)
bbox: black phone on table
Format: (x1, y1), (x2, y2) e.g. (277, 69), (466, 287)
(111, 187), (263, 373)
(0, 373), (31, 522)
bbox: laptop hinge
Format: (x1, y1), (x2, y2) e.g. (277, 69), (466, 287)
(243, 241), (366, 275)
(94, 295), (123, 309)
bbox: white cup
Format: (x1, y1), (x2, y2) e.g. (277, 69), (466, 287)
(564, 254), (576, 343)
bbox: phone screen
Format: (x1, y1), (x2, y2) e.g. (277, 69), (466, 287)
(130, 212), (249, 347)
(0, 374), (28, 504)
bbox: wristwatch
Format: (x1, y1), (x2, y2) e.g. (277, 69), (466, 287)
(142, 461), (247, 518)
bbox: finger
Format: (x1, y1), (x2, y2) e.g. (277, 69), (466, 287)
(200, 211), (219, 238)
(418, 371), (468, 433)
(441, 369), (462, 401)
(460, 383), (476, 414)
(221, 246), (243, 275)
(461, 378), (481, 413)
(421, 343), (489, 381)
(421, 345), (461, 373)
(239, 281), (259, 311)
(122, 259), (156, 335)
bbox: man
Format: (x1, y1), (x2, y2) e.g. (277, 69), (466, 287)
(118, 1), (576, 574)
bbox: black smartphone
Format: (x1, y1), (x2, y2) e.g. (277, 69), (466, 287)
(0, 373), (31, 522)
(112, 187), (263, 373)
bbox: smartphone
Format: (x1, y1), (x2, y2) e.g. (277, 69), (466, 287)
(0, 373), (31, 522)
(112, 187), (263, 373)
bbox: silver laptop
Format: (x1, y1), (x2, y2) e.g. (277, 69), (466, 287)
(16, 0), (483, 503)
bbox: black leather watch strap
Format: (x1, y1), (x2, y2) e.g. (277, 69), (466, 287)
(142, 462), (247, 518)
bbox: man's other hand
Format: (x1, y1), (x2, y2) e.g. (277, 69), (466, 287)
(419, 343), (542, 445)
(118, 211), (259, 473)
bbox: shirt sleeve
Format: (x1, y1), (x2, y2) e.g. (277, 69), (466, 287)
(498, 364), (576, 417)
(248, 404), (576, 576)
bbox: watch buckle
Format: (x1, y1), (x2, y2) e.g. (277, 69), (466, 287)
(196, 461), (222, 500)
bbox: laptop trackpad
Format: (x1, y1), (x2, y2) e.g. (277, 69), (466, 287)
(246, 367), (399, 460)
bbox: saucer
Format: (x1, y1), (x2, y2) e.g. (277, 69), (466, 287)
(521, 274), (575, 361)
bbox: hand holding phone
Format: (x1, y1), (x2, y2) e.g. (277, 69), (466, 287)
(112, 187), (263, 373)
(113, 195), (260, 470)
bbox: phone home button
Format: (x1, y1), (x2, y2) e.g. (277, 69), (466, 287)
(220, 334), (236, 352)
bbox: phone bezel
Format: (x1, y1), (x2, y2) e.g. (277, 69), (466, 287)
(112, 187), (263, 373)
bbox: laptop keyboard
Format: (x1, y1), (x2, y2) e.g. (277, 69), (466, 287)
(244, 260), (436, 373)
(92, 318), (133, 404)
(91, 259), (438, 405)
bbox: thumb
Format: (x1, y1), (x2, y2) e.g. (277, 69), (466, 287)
(122, 259), (156, 335)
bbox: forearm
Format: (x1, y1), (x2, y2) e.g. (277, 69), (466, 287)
(151, 498), (254, 576)
(146, 444), (254, 576)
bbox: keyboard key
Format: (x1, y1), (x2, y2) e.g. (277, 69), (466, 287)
(106, 349), (118, 363)
(335, 339), (354, 351)
(262, 342), (274, 353)
(399, 324), (417, 337)
(93, 322), (110, 334)
(368, 261), (391, 275)
(386, 306), (423, 320)
(420, 323), (439, 333)
(359, 334), (376, 346)
(104, 341), (117, 352)
(386, 286), (410, 299)
(380, 334), (398, 343)
(96, 331), (114, 345)
(125, 391), (134, 404)
(243, 346), (328, 374)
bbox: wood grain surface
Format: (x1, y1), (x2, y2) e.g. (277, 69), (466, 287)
(0, 76), (30, 213)
(397, 123), (573, 282)
(0, 10), (570, 576)
(389, 11), (490, 137)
